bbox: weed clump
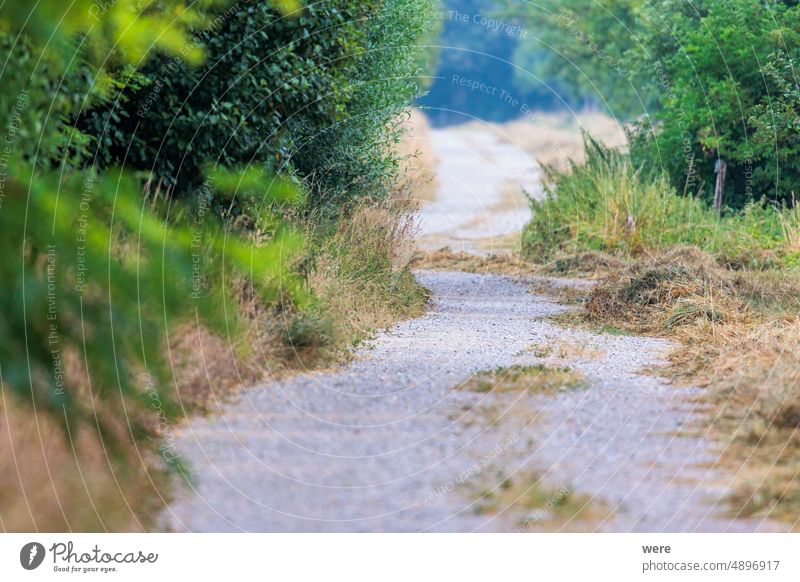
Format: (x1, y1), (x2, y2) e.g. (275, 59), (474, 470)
(469, 469), (608, 530)
(458, 364), (586, 394)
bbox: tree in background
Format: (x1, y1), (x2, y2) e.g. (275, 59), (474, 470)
(510, 0), (646, 119)
(418, 0), (559, 126)
(513, 0), (800, 209)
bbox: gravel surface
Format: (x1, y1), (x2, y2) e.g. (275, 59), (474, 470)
(162, 271), (782, 532)
(417, 125), (538, 254)
(162, 121), (784, 532)
(163, 272), (556, 532)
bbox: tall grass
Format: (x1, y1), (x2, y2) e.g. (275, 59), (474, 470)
(523, 136), (800, 269)
(308, 196), (428, 350)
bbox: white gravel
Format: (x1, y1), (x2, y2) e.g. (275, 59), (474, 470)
(162, 122), (784, 532)
(417, 124), (538, 254)
(162, 271), (782, 532)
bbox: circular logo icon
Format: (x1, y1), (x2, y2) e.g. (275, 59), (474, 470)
(20, 542), (46, 570)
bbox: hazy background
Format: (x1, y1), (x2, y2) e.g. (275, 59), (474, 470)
(417, 0), (599, 126)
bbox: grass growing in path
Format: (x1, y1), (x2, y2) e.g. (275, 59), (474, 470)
(470, 469), (608, 531)
(458, 364), (586, 395)
(410, 247), (537, 276)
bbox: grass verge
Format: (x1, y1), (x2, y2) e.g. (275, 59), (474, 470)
(1, 196), (428, 532)
(523, 137), (800, 525)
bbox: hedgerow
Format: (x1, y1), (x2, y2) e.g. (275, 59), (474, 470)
(513, 0), (800, 208)
(79, 0), (434, 211)
(1, 0), (433, 481)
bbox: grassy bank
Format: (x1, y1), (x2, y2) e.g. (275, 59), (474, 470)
(1, 0), (436, 532)
(523, 138), (800, 524)
(0, 195), (428, 532)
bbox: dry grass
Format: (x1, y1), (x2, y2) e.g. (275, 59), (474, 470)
(170, 196), (429, 409)
(1, 343), (173, 532)
(670, 318), (800, 522)
(498, 111), (627, 170)
(309, 197), (429, 350)
(582, 246), (745, 336)
(550, 246), (800, 524)
(458, 364), (586, 395)
(411, 247), (537, 276)
(0, 395), (168, 532)
(543, 249), (626, 278)
(399, 108), (438, 203)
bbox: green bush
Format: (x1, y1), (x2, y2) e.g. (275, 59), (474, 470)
(1, 0), (433, 456)
(0, 1), (304, 454)
(628, 1), (800, 208)
(513, 0), (800, 208)
(79, 0), (434, 211)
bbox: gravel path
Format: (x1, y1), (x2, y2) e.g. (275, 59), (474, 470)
(417, 124), (537, 254)
(164, 272), (557, 532)
(162, 121), (784, 532)
(162, 270), (782, 532)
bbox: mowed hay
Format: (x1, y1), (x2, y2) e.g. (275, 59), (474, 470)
(569, 245), (800, 523)
(696, 320), (800, 521)
(584, 246), (746, 335)
(411, 247), (537, 276)
(544, 249), (626, 278)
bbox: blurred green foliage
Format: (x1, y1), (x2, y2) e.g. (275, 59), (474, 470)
(513, 0), (800, 208)
(78, 0), (435, 210)
(0, 0), (433, 463)
(510, 0), (644, 117)
(0, 1), (310, 455)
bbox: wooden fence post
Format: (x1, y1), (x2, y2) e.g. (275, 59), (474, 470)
(714, 158), (727, 215)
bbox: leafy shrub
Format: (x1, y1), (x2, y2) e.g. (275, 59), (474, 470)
(513, 0), (800, 208)
(627, 1), (800, 208)
(0, 1), (304, 451)
(79, 0), (434, 211)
